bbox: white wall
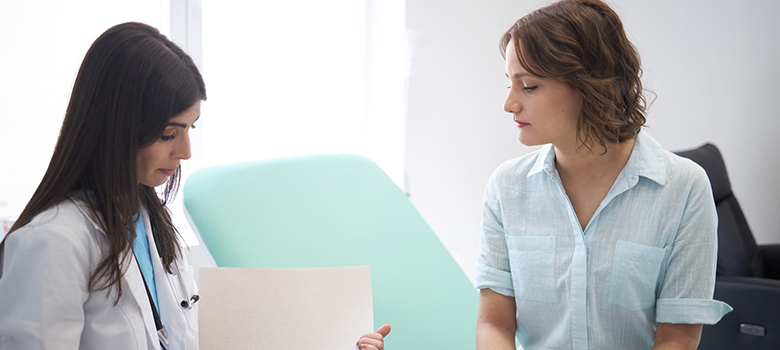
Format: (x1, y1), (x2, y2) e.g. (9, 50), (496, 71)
(404, 0), (780, 282)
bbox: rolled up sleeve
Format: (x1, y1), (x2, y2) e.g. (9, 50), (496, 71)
(656, 298), (732, 324)
(474, 168), (514, 297)
(656, 165), (732, 324)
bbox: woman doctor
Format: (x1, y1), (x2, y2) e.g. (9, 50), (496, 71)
(0, 22), (390, 350)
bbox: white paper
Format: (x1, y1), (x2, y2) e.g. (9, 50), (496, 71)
(198, 266), (373, 349)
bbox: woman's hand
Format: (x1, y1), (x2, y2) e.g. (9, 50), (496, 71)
(356, 324), (391, 350)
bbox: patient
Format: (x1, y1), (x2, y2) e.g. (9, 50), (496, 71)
(474, 1), (731, 349)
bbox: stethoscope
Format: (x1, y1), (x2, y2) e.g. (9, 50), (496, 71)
(133, 207), (200, 310)
(168, 259), (200, 309)
(154, 255), (199, 350)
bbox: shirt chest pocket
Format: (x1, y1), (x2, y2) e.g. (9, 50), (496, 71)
(506, 235), (558, 303)
(608, 240), (670, 311)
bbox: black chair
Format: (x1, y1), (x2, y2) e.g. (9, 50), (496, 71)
(675, 143), (780, 350)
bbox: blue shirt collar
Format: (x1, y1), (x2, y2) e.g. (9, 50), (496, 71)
(626, 131), (667, 186)
(525, 131), (667, 186)
(528, 143), (555, 177)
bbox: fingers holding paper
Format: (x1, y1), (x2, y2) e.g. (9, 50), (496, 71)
(356, 324), (391, 350)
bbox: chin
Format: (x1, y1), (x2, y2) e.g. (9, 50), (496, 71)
(139, 177), (169, 188)
(518, 136), (544, 147)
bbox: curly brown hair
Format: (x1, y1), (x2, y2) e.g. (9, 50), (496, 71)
(501, 0), (647, 153)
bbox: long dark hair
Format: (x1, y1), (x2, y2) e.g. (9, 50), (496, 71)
(1, 22), (206, 301)
(501, 0), (647, 153)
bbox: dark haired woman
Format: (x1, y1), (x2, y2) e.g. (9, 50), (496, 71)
(0, 22), (388, 350)
(474, 1), (731, 349)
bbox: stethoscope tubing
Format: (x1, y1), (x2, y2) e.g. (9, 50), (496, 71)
(168, 259), (199, 309)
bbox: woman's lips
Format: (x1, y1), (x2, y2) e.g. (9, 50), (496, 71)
(160, 168), (177, 176)
(516, 121), (530, 128)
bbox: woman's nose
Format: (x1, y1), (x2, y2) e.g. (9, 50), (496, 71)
(174, 133), (191, 160)
(503, 89), (521, 114)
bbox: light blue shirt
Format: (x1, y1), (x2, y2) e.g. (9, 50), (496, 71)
(132, 211), (160, 313)
(474, 132), (732, 350)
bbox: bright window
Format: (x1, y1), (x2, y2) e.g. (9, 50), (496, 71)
(0, 1), (407, 245)
(170, 0), (407, 247)
(0, 0), (171, 235)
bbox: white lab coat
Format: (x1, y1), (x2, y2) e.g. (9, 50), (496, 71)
(0, 192), (199, 349)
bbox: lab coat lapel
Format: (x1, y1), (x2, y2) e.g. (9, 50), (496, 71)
(142, 208), (188, 349)
(67, 192), (161, 349)
(124, 252), (163, 349)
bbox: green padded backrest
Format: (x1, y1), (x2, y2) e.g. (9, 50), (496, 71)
(183, 154), (478, 349)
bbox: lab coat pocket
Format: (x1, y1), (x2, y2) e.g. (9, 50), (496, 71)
(506, 235), (558, 303)
(608, 240), (667, 311)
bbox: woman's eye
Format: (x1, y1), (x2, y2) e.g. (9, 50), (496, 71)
(523, 86), (538, 91)
(161, 132), (176, 141)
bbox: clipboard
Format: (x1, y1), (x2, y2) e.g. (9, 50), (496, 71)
(198, 266), (373, 349)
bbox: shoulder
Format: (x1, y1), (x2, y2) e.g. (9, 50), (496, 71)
(489, 147), (546, 184)
(7, 197), (104, 257)
(661, 148), (711, 192)
(482, 148), (549, 205)
(634, 132), (710, 191)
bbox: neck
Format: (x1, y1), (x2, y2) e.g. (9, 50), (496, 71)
(554, 138), (635, 179)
